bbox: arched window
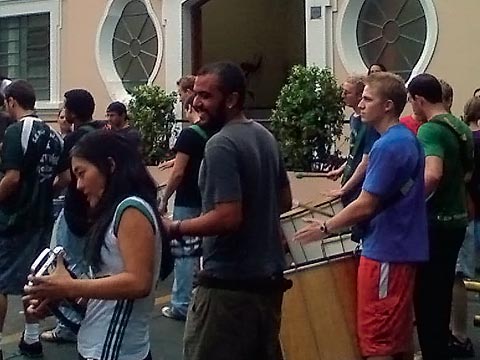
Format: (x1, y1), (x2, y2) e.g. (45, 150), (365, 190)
(97, 0), (162, 99)
(112, 0), (158, 92)
(357, 0), (426, 80)
(337, 0), (437, 81)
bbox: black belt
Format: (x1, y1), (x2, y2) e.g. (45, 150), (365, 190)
(197, 272), (292, 294)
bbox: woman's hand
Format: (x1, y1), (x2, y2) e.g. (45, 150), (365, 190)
(24, 254), (75, 300)
(22, 295), (53, 320)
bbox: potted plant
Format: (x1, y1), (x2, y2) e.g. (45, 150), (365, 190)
(271, 65), (345, 172)
(129, 85), (177, 165)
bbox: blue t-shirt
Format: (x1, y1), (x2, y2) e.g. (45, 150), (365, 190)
(361, 124), (428, 263)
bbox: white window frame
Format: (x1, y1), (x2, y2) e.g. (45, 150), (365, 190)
(0, 0), (61, 109)
(96, 0), (163, 102)
(336, 0), (438, 81)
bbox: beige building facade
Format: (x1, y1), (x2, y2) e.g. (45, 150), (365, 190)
(0, 0), (478, 121)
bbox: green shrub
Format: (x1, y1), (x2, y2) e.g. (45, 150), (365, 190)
(129, 85), (177, 165)
(271, 65), (345, 171)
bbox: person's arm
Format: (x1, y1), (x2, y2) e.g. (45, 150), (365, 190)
(295, 142), (405, 244)
(26, 207), (156, 300)
(0, 169), (20, 202)
(173, 201), (243, 237)
(417, 124), (444, 198)
(158, 158), (175, 170)
(326, 161), (347, 181)
(160, 152), (190, 213)
(424, 156), (443, 198)
(53, 132), (76, 192)
(164, 137), (243, 238)
(329, 155), (369, 197)
(294, 190), (380, 244)
(278, 148), (292, 214)
(0, 125), (23, 203)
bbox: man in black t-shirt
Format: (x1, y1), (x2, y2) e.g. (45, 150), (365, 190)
(159, 99), (212, 321)
(106, 101), (142, 152)
(40, 89), (105, 344)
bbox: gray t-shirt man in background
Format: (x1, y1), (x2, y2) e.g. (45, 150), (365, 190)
(163, 62), (292, 360)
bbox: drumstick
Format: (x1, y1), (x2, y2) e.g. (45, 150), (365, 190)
(296, 202), (335, 218)
(295, 172), (329, 179)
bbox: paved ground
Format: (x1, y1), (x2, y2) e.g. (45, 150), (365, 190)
(3, 277), (480, 359)
(1, 275), (185, 360)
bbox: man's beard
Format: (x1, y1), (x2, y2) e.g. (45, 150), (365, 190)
(195, 100), (227, 132)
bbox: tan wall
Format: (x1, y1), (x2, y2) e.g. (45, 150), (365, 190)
(332, 0), (480, 117)
(60, 0), (111, 120)
(150, 0), (166, 90)
(427, 0), (480, 116)
(59, 0), (167, 121)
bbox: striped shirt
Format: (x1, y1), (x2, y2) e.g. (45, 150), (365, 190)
(78, 196), (162, 360)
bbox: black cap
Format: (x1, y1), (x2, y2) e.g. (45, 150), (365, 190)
(106, 101), (127, 115)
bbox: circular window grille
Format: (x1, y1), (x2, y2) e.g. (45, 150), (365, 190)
(356, 0), (427, 80)
(112, 0), (158, 92)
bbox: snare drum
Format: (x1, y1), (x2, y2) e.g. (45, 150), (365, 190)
(280, 255), (361, 360)
(280, 198), (357, 265)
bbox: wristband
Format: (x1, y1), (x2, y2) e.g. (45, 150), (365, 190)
(320, 221), (330, 235)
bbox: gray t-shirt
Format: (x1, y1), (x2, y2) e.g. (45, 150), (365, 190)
(199, 120), (289, 279)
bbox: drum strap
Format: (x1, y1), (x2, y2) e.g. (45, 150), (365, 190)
(354, 139), (423, 240)
(381, 138), (423, 208)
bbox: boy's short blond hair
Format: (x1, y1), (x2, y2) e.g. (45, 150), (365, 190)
(344, 75), (365, 96)
(364, 72), (407, 117)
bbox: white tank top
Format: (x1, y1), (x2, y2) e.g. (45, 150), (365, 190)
(78, 196), (162, 360)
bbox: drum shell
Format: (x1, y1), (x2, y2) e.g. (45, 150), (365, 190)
(280, 255), (361, 360)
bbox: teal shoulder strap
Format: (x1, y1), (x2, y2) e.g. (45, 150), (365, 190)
(190, 124), (209, 141)
(113, 197), (157, 236)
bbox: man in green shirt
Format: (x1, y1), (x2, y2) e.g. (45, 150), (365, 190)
(0, 80), (63, 358)
(408, 74), (474, 360)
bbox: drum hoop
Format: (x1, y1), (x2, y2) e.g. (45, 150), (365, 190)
(284, 251), (356, 275)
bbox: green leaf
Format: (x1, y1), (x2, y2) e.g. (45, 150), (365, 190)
(271, 65), (344, 171)
(129, 85), (177, 165)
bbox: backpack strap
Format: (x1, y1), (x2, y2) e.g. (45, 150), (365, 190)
(190, 124), (209, 141)
(430, 117), (473, 175)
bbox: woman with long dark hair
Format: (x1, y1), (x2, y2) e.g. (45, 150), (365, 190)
(25, 131), (162, 360)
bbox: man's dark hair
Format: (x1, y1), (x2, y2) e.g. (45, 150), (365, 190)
(407, 73), (443, 104)
(64, 89), (95, 120)
(367, 63), (387, 75)
(197, 62), (246, 109)
(106, 101), (127, 116)
(4, 80), (36, 110)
